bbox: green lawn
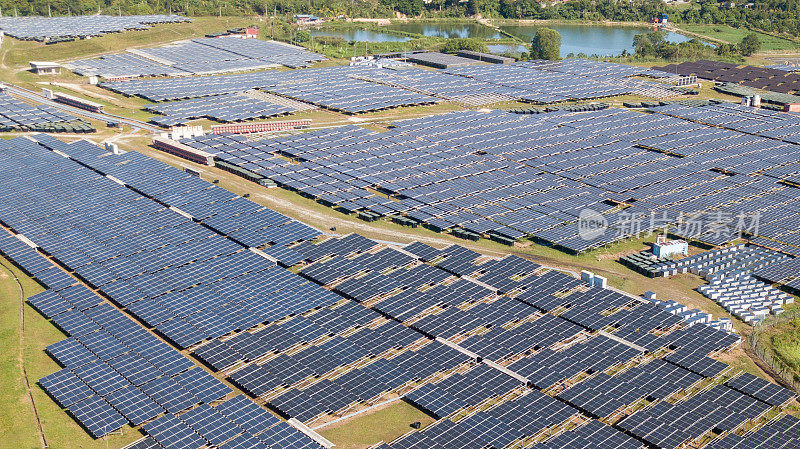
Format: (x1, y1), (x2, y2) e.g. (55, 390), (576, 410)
(318, 400), (436, 449)
(769, 316), (800, 375)
(0, 257), (141, 449)
(675, 24), (800, 51)
(0, 259), (43, 448)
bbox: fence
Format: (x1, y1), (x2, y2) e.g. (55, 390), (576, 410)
(749, 306), (800, 392)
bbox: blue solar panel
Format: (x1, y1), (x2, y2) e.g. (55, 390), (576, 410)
(215, 395), (279, 435)
(46, 337), (98, 369)
(140, 376), (198, 413)
(174, 367), (233, 404)
(106, 385), (165, 425)
(66, 395), (128, 438)
(142, 413), (207, 449)
(39, 368), (94, 408)
(179, 404), (241, 446)
(72, 360), (131, 396)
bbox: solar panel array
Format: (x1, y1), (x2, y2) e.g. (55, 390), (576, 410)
(0, 136), (334, 446)
(1, 134), (796, 448)
(754, 257), (800, 291)
(68, 37), (326, 78)
(647, 101), (800, 185)
(99, 59), (679, 113)
(0, 14), (189, 40)
(178, 105), (800, 253)
(619, 385), (772, 449)
(655, 60), (800, 95)
(0, 92), (86, 131)
(445, 59), (677, 102)
(102, 66), (437, 113)
(706, 413), (800, 449)
(144, 92), (298, 127)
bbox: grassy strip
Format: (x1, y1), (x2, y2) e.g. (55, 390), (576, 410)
(0, 256), (141, 449)
(317, 400), (435, 449)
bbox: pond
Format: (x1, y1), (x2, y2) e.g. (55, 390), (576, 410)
(500, 24), (691, 57)
(309, 22), (693, 57)
(309, 29), (411, 43)
(386, 22), (503, 40)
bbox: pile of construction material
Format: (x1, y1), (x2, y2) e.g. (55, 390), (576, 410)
(619, 251), (674, 277)
(699, 276), (793, 325)
(654, 245), (795, 325)
(642, 291), (734, 332)
(650, 244), (788, 278)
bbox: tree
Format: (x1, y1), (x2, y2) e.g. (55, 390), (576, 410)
(530, 27), (561, 60)
(632, 30), (666, 58)
(738, 32), (761, 56)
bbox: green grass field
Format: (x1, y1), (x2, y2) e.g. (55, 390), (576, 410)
(769, 316), (800, 375)
(675, 24), (800, 51)
(318, 400), (436, 449)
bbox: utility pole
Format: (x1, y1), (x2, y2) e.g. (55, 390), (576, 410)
(271, 4), (276, 40)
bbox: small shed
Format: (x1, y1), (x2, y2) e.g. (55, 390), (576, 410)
(30, 61), (61, 75)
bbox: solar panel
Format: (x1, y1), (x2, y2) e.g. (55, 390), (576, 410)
(66, 395), (128, 438)
(142, 413), (207, 449)
(215, 395), (280, 435)
(173, 367), (233, 403)
(106, 385), (165, 425)
(140, 376), (198, 413)
(39, 368), (94, 408)
(179, 404), (241, 446)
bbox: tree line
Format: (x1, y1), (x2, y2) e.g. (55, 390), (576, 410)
(4, 0), (800, 38)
